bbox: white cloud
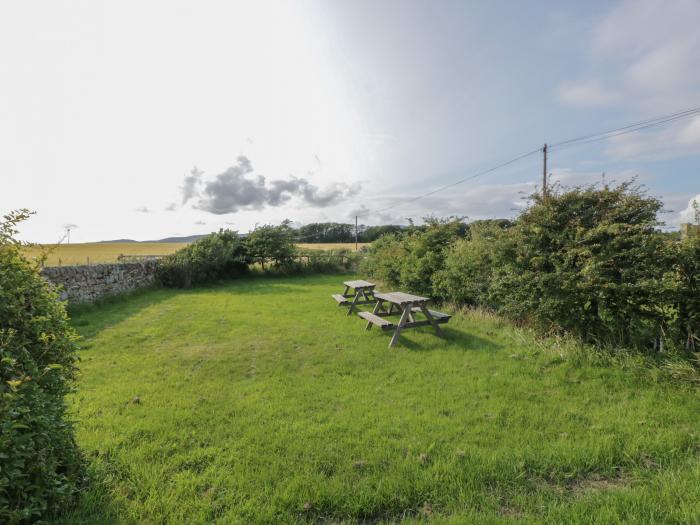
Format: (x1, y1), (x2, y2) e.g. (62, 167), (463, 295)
(603, 115), (700, 160)
(558, 0), (700, 109)
(557, 80), (619, 107)
(677, 194), (700, 225)
(557, 0), (700, 160)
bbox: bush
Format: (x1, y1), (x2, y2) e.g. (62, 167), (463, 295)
(0, 210), (83, 523)
(157, 229), (248, 287)
(244, 222), (296, 270)
(362, 183), (700, 354)
(669, 234), (700, 351)
(433, 221), (506, 306)
(489, 183), (669, 347)
(360, 218), (467, 296)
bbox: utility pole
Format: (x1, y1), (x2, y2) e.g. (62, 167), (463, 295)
(355, 215), (358, 252)
(542, 143), (548, 200)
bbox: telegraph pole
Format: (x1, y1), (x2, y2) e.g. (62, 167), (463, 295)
(355, 215), (358, 251)
(542, 143), (548, 200)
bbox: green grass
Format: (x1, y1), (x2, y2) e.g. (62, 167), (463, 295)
(60, 275), (700, 524)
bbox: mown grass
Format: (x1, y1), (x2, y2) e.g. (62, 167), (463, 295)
(60, 275), (700, 523)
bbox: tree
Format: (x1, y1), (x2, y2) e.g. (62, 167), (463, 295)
(245, 221), (296, 270)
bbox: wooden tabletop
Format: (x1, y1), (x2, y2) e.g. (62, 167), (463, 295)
(343, 280), (375, 289)
(374, 291), (430, 305)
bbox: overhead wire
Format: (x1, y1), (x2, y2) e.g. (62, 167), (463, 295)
(369, 104), (700, 214)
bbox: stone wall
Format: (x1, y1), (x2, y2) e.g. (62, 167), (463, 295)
(41, 261), (158, 303)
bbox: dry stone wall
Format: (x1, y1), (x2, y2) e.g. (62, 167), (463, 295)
(41, 261), (158, 303)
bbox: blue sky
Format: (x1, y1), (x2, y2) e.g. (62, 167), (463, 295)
(1, 0), (698, 241)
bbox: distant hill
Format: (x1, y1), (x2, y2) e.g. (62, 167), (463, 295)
(97, 234), (207, 244)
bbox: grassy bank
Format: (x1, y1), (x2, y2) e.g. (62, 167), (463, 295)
(60, 275), (700, 523)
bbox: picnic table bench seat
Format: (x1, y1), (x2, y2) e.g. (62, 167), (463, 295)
(333, 280), (377, 315)
(358, 311), (395, 330)
(411, 307), (451, 322)
(332, 293), (350, 305)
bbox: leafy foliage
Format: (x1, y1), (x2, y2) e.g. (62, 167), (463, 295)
(489, 183), (669, 346)
(244, 221), (296, 270)
(360, 218), (468, 296)
(363, 182), (700, 355)
(157, 229), (248, 287)
(433, 221), (506, 306)
(0, 210), (83, 523)
(296, 222), (407, 243)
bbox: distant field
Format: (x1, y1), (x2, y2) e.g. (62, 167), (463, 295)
(297, 242), (368, 251)
(23, 242), (366, 266)
(21, 243), (188, 266)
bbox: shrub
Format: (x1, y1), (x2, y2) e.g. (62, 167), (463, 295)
(360, 218), (467, 296)
(489, 183), (669, 347)
(244, 222), (296, 270)
(157, 229), (248, 287)
(432, 221), (506, 306)
(670, 234), (700, 351)
(0, 210), (83, 523)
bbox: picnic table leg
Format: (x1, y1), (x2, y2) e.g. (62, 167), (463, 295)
(420, 304), (444, 337)
(343, 285), (351, 297)
(366, 300), (383, 330)
(389, 303), (412, 348)
(347, 289), (362, 316)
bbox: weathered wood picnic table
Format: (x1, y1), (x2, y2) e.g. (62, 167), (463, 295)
(332, 279), (377, 315)
(358, 291), (451, 348)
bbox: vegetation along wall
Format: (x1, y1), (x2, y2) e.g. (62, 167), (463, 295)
(41, 261), (158, 303)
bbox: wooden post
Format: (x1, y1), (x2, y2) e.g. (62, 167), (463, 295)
(542, 143), (548, 200)
(355, 215), (358, 252)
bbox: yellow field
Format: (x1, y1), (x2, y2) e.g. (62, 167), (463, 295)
(296, 243), (368, 251)
(22, 242), (367, 266)
(21, 243), (188, 267)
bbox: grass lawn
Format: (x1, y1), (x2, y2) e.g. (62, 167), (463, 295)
(60, 275), (700, 524)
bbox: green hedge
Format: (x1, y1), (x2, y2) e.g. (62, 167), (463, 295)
(361, 183), (700, 352)
(1, 210), (83, 523)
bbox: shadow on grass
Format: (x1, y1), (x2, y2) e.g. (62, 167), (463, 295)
(53, 464), (126, 524)
(68, 286), (176, 339)
(365, 326), (502, 353)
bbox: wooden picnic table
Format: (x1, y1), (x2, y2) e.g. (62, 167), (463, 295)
(332, 279), (377, 315)
(358, 291), (451, 348)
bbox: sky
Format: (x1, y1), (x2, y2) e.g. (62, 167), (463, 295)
(1, 0), (699, 242)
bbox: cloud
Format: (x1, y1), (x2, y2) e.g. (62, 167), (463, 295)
(557, 80), (619, 107)
(187, 156), (362, 214)
(677, 194), (700, 225)
(349, 205), (400, 224)
(194, 220), (207, 225)
(562, 0), (700, 112)
(165, 203), (177, 211)
(556, 0), (700, 159)
(181, 167), (203, 205)
(603, 115), (700, 160)
(135, 206), (150, 213)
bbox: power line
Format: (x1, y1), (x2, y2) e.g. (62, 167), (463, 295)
(375, 147), (542, 213)
(551, 108), (700, 150)
(371, 104), (700, 215)
(549, 105), (700, 149)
